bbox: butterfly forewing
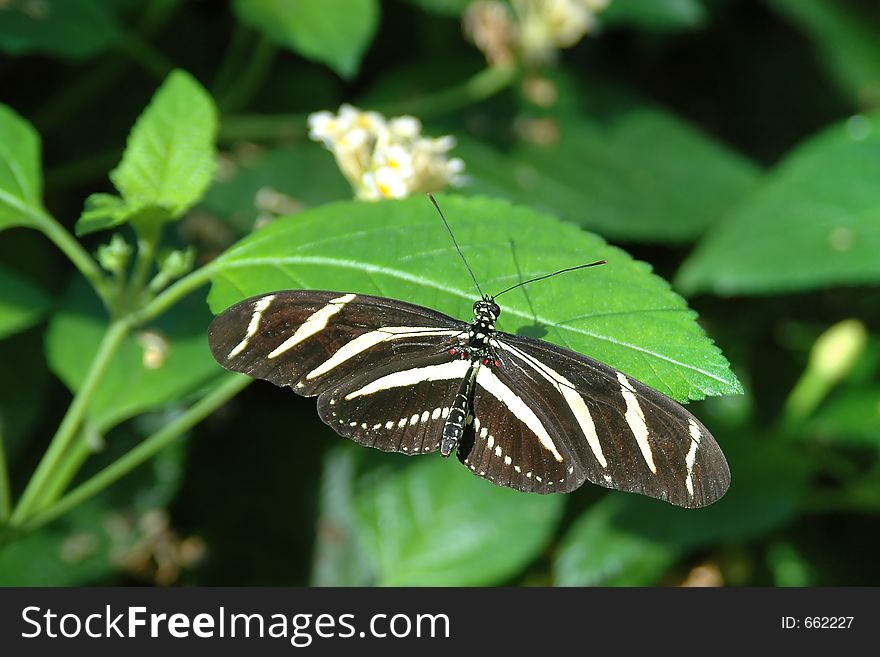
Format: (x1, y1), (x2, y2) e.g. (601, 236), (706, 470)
(208, 290), (466, 395)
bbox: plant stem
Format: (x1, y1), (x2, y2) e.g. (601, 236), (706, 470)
(19, 375), (251, 534)
(10, 320), (132, 525)
(126, 223), (163, 307)
(30, 208), (113, 309)
(132, 262), (216, 324)
(0, 429), (11, 522)
(32, 430), (94, 512)
(218, 65), (518, 143)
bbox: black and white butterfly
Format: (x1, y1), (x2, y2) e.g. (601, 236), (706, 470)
(208, 203), (730, 508)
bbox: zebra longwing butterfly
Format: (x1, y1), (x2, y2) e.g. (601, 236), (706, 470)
(208, 203), (730, 508)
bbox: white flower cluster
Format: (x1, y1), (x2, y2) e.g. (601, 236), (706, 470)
(308, 105), (465, 201)
(466, 0), (610, 65)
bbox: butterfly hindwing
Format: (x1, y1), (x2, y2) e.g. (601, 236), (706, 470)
(316, 351), (470, 455)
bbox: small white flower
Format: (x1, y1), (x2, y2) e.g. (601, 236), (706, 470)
(308, 105), (465, 201)
(466, 0), (611, 66)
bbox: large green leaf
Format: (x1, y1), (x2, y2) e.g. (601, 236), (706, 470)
(0, 0), (121, 59)
(766, 0), (880, 106)
(45, 280), (222, 430)
(554, 437), (813, 585)
(554, 495), (681, 586)
(0, 265), (51, 340)
(603, 0), (706, 31)
(75, 70), (218, 236)
(310, 447), (377, 586)
(0, 104), (43, 231)
(233, 0), (379, 79)
(676, 113), (880, 296)
(207, 195), (742, 402)
(355, 456), (564, 585)
(459, 108), (759, 243)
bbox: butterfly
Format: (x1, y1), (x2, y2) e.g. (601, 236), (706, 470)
(208, 200), (729, 508)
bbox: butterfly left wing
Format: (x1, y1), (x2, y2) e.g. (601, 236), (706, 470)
(461, 332), (729, 508)
(208, 290), (466, 395)
(209, 290), (471, 454)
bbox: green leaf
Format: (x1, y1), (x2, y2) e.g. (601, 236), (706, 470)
(766, 0), (880, 106)
(0, 265), (51, 340)
(355, 457), (564, 585)
(208, 196), (741, 401)
(0, 104), (43, 231)
(310, 447), (374, 586)
(554, 437), (813, 585)
(201, 143), (350, 233)
(233, 0), (379, 79)
(603, 0), (706, 31)
(555, 496), (681, 586)
(45, 279), (222, 430)
(458, 108), (760, 243)
(75, 70), (218, 236)
(0, 0), (121, 59)
(676, 113), (880, 296)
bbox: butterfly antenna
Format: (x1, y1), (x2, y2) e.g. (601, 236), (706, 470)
(428, 194), (485, 298)
(493, 260), (607, 299)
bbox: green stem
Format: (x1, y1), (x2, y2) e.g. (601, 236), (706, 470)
(29, 208), (113, 308)
(126, 223), (163, 307)
(0, 428), (11, 522)
(132, 262), (216, 325)
(32, 430), (94, 512)
(218, 65), (518, 143)
(218, 36), (277, 112)
(19, 375), (252, 534)
(10, 320), (132, 525)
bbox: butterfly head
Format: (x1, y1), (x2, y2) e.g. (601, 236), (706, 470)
(473, 298), (501, 323)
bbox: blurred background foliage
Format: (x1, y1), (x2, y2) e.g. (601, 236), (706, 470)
(0, 0), (878, 586)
